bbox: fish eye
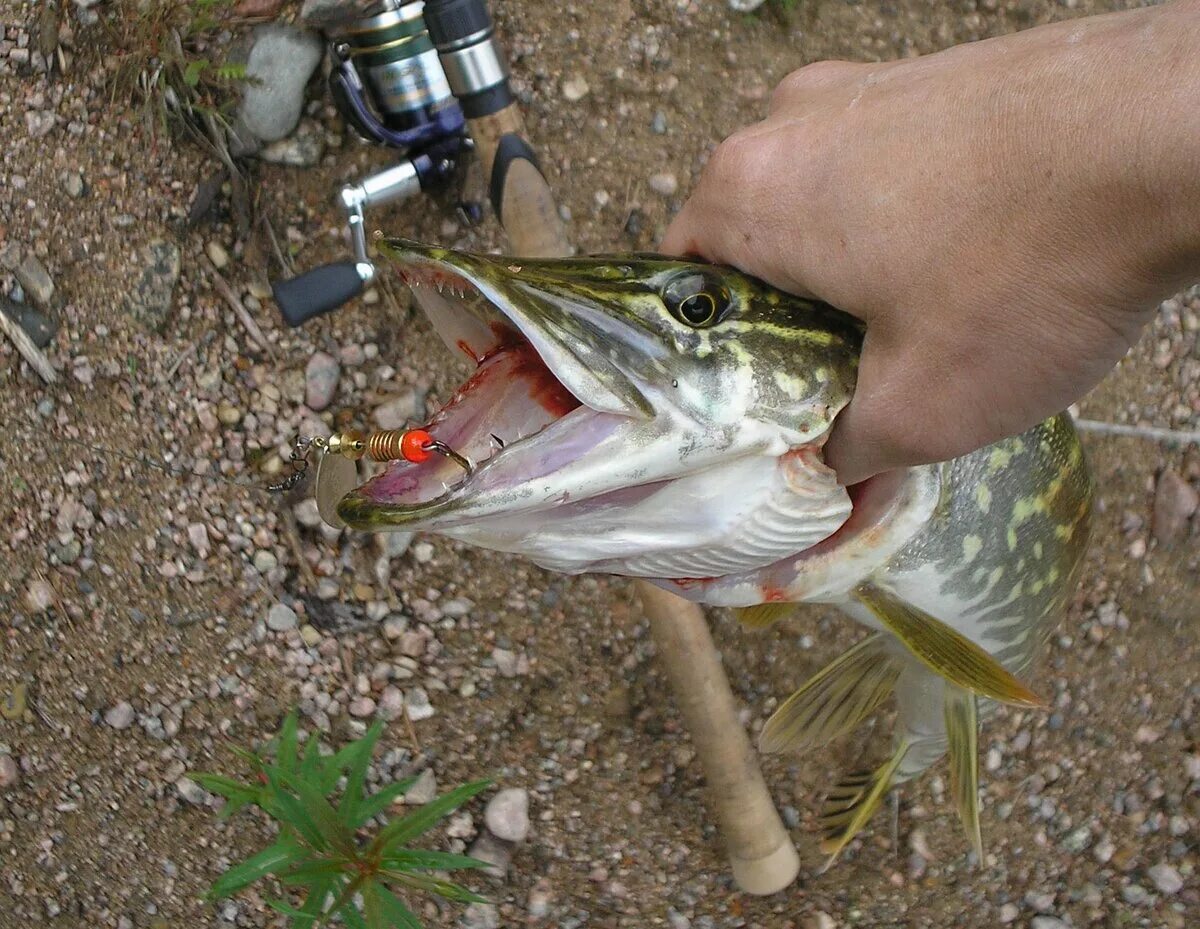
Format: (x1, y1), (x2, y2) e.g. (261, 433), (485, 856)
(661, 272), (731, 328)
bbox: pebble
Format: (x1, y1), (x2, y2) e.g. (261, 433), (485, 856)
(804, 914), (835, 929)
(1148, 863), (1183, 895)
(998, 903), (1019, 924)
(373, 389), (423, 430)
(299, 624), (322, 647)
(260, 118), (326, 167)
(305, 351), (340, 411)
(14, 254), (54, 307)
(126, 239), (181, 330)
(467, 830), (512, 878)
(25, 109), (54, 138)
(24, 578), (54, 613)
(405, 687), (434, 721)
(1, 683), (27, 720)
(667, 910), (691, 929)
(205, 241), (230, 270)
(651, 111), (668, 134)
(294, 498), (322, 529)
(1120, 884), (1150, 906)
(485, 787), (530, 842)
(64, 171), (85, 198)
(239, 24), (324, 142)
(413, 542), (434, 564)
(404, 768), (438, 805)
(0, 754), (19, 789)
(491, 647), (519, 678)
(176, 777), (209, 805)
(348, 697), (376, 718)
(1152, 469), (1197, 547)
(1062, 825), (1092, 853)
(561, 76), (590, 101)
(377, 686), (405, 721)
(187, 523), (209, 557)
(458, 903), (499, 929)
(104, 701), (135, 730)
(527, 878), (553, 920)
(267, 603), (298, 632)
(648, 172), (678, 197)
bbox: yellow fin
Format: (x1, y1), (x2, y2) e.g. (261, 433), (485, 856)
(759, 635), (899, 754)
(818, 740), (909, 865)
(854, 583), (1045, 708)
(944, 685), (983, 861)
(733, 603), (797, 630)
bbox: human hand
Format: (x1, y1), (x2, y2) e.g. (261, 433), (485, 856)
(661, 2), (1200, 485)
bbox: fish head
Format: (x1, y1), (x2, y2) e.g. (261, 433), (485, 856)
(335, 239), (865, 578)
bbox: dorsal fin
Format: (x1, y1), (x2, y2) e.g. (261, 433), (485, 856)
(759, 634), (899, 753)
(854, 582), (1044, 708)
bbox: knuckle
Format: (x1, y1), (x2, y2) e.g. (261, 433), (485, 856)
(771, 59), (862, 109)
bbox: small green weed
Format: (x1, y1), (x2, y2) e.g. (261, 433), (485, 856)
(100, 0), (252, 141)
(195, 711), (491, 928)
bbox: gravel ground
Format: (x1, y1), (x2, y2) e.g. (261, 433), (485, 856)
(0, 1), (1196, 928)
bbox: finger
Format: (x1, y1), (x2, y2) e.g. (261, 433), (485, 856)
(822, 331), (966, 485)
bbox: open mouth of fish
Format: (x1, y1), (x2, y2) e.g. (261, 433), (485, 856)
(336, 241), (648, 528)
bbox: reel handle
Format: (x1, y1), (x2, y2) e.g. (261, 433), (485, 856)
(272, 261), (369, 328)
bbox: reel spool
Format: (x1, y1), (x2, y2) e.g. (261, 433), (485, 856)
(328, 0), (465, 151)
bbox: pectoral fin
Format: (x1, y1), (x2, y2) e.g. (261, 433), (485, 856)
(759, 634), (900, 754)
(854, 583), (1044, 708)
(733, 603), (797, 630)
(944, 685), (983, 861)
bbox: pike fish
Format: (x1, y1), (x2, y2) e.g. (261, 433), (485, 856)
(335, 239), (1093, 862)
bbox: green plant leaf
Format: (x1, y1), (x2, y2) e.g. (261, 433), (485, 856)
(362, 881), (386, 929)
(209, 838), (305, 899)
(371, 780), (492, 856)
(340, 902), (369, 929)
(381, 850), (490, 873)
(263, 767), (327, 850)
(376, 885), (424, 929)
(351, 777), (417, 827)
(293, 875), (338, 929)
(278, 858), (351, 886)
(266, 897), (323, 920)
(183, 58), (207, 87)
(277, 709), (300, 776)
(338, 722), (383, 826)
(384, 870), (487, 905)
(272, 767), (358, 858)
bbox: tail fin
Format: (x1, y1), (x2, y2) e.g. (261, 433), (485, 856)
(944, 685), (983, 861)
(818, 740), (909, 866)
(759, 634), (900, 754)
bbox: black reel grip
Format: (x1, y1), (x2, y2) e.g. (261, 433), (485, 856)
(272, 261), (365, 327)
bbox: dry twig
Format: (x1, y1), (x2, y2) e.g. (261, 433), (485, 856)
(208, 264), (274, 357)
(0, 311), (57, 383)
(1075, 418), (1200, 447)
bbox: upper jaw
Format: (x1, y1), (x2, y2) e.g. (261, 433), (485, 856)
(376, 238), (654, 419)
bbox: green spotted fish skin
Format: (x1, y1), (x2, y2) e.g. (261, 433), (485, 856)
(851, 415), (1094, 782)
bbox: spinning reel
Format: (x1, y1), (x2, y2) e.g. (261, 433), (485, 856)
(272, 0), (512, 327)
